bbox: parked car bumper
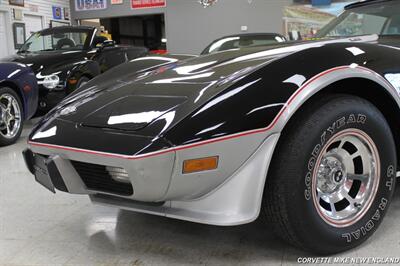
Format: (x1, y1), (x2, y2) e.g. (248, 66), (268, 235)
(35, 83), (68, 114)
(24, 133), (279, 225)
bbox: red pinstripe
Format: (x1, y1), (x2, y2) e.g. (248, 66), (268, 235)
(28, 65), (394, 160)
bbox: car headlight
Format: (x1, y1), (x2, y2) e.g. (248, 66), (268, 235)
(40, 75), (60, 89)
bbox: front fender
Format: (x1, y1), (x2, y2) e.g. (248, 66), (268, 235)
(164, 42), (400, 146)
(0, 63), (38, 120)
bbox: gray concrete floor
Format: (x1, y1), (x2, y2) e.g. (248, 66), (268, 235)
(1, 121), (400, 265)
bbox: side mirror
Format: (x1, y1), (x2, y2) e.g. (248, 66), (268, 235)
(100, 40), (116, 49)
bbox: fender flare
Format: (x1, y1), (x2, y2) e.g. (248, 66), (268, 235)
(269, 65), (400, 135)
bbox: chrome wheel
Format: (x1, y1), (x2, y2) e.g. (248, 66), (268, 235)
(312, 129), (380, 227)
(0, 93), (22, 139)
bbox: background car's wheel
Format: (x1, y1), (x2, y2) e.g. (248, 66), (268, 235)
(0, 87), (24, 146)
(262, 94), (397, 254)
(76, 76), (90, 89)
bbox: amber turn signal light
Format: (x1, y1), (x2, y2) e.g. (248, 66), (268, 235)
(68, 78), (78, 85)
(183, 156), (219, 174)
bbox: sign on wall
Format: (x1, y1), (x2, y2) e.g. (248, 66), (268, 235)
(64, 8), (70, 20)
(12, 22), (25, 49)
(52, 6), (62, 20)
(75, 0), (107, 12)
(12, 8), (23, 20)
(131, 0), (166, 9)
(111, 0), (124, 4)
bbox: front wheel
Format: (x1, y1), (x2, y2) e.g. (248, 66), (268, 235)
(0, 87), (24, 146)
(263, 94), (397, 254)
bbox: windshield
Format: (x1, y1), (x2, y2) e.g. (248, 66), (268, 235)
(19, 28), (91, 53)
(202, 34), (286, 55)
(316, 2), (400, 38)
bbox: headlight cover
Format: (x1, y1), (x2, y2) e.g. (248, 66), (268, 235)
(39, 74), (60, 89)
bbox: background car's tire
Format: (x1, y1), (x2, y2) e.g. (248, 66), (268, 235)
(0, 87), (24, 146)
(262, 94), (397, 254)
(76, 76), (90, 89)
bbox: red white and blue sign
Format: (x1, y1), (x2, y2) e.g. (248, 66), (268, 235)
(131, 0), (166, 9)
(75, 0), (107, 11)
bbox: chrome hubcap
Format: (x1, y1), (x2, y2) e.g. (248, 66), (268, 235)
(312, 129), (380, 227)
(0, 93), (22, 139)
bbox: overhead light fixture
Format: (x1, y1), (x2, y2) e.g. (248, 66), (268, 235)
(198, 0), (218, 8)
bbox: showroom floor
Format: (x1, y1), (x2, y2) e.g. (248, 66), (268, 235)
(1, 121), (400, 265)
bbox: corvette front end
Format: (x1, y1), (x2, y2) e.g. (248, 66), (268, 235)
(24, 125), (279, 226)
(22, 0), (400, 254)
(24, 48), (286, 225)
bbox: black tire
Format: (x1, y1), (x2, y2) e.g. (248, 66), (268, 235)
(262, 94), (397, 254)
(76, 76), (90, 89)
(0, 87), (24, 146)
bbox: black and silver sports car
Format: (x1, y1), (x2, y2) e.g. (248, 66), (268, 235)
(1, 26), (148, 113)
(24, 0), (400, 254)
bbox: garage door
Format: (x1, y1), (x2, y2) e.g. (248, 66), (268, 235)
(0, 12), (10, 58)
(24, 14), (43, 39)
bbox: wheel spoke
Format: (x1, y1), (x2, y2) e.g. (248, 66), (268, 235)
(344, 194), (355, 205)
(6, 123), (11, 135)
(335, 148), (355, 174)
(330, 202), (337, 217)
(6, 99), (12, 111)
(347, 173), (369, 182)
(337, 139), (345, 149)
(350, 152), (361, 159)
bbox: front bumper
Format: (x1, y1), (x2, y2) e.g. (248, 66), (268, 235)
(23, 144), (175, 201)
(24, 133), (279, 225)
(37, 89), (68, 114)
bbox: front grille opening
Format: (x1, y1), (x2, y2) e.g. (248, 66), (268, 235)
(71, 161), (133, 196)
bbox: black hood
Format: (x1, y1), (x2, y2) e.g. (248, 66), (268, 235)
(29, 34), (386, 155)
(40, 35), (381, 135)
(1, 50), (87, 74)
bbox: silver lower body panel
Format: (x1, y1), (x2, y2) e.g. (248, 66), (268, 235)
(90, 134), (279, 226)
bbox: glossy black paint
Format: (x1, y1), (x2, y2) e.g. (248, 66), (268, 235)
(1, 26), (148, 113)
(29, 35), (400, 156)
(0, 63), (38, 120)
(201, 32), (287, 55)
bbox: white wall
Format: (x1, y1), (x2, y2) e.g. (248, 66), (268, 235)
(0, 0), (70, 56)
(166, 0), (292, 54)
(69, 0), (292, 54)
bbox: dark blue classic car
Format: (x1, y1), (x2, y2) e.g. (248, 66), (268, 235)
(0, 62), (38, 146)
